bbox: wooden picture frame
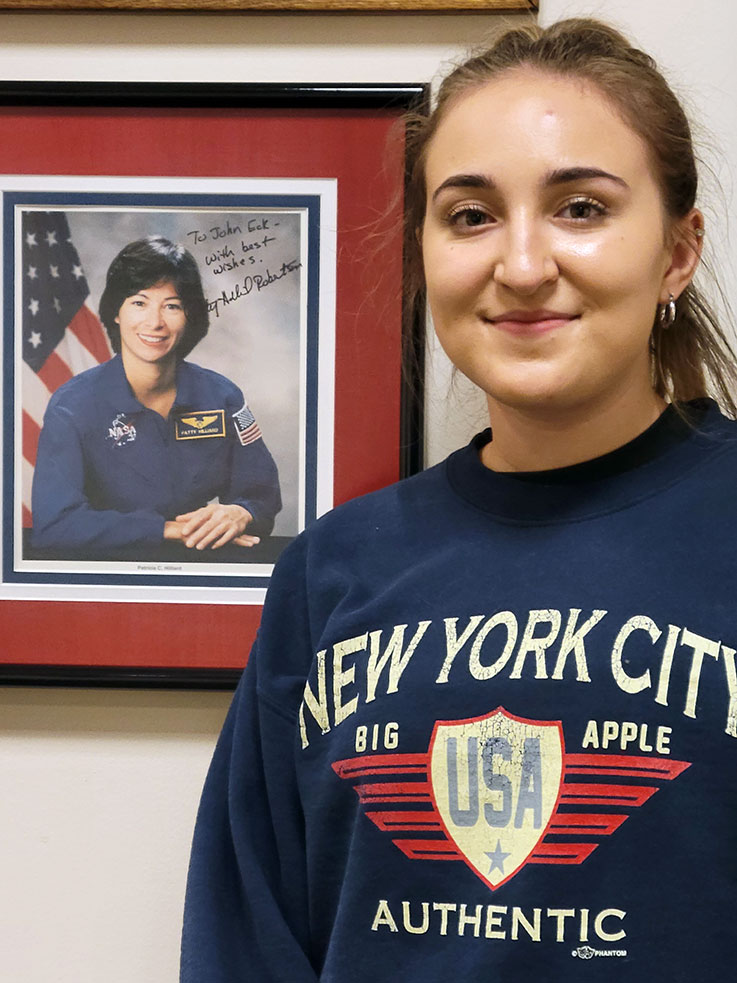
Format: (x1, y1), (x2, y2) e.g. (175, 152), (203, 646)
(0, 1), (537, 12)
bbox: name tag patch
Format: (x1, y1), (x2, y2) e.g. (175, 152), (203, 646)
(175, 409), (226, 440)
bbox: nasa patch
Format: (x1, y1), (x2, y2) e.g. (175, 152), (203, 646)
(106, 413), (137, 447)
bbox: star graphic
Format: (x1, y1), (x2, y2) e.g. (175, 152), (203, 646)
(49, 264), (59, 278)
(53, 297), (61, 313)
(27, 266), (38, 280)
(25, 232), (36, 247)
(45, 230), (58, 247)
(486, 840), (511, 875)
(28, 298), (39, 316)
(72, 264), (83, 280)
(28, 331), (42, 349)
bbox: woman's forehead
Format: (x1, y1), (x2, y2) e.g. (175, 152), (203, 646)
(135, 279), (180, 294)
(426, 70), (651, 186)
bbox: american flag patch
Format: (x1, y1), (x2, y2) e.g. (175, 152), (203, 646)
(232, 403), (263, 446)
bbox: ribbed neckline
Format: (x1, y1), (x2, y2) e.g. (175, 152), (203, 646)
(445, 399), (733, 524)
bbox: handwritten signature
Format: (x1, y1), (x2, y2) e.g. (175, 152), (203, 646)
(207, 259), (302, 318)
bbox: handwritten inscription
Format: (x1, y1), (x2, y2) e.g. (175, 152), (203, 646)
(207, 259), (302, 318)
(188, 216), (276, 246)
(204, 233), (278, 276)
(186, 214), (298, 318)
(187, 219), (242, 244)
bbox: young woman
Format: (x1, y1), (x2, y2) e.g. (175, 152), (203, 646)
(182, 19), (737, 981)
(31, 236), (281, 555)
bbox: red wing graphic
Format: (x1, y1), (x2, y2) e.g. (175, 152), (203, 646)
(539, 753), (690, 864)
(332, 745), (691, 888)
(332, 753), (453, 858)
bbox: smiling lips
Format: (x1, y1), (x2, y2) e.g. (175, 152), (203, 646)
(137, 333), (170, 346)
(487, 309), (578, 335)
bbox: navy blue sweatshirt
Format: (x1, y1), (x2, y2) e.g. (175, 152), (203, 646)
(182, 401), (737, 982)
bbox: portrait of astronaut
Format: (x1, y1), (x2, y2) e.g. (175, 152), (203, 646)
(18, 204), (306, 571)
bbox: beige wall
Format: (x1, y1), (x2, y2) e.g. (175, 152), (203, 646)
(1, 3), (734, 980)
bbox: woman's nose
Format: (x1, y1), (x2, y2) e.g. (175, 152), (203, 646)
(143, 307), (166, 329)
(492, 217), (558, 294)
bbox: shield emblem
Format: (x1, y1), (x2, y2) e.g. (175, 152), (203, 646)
(429, 707), (564, 889)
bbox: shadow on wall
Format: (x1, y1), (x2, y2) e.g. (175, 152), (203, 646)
(0, 687), (231, 738)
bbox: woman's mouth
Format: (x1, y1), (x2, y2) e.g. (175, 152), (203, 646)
(487, 310), (579, 335)
(137, 333), (169, 346)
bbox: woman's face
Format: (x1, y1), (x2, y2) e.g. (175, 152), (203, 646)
(421, 71), (693, 417)
(115, 280), (187, 367)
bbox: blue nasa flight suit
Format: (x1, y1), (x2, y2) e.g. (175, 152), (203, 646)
(31, 355), (281, 552)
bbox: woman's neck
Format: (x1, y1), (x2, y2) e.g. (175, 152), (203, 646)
(481, 387), (667, 473)
(121, 353), (178, 417)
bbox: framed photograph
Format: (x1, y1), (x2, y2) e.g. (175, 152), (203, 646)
(0, 80), (426, 686)
(11, 179), (328, 581)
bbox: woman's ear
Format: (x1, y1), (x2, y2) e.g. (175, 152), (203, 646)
(660, 208), (705, 303)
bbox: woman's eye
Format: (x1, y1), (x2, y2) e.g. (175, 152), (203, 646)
(446, 206), (493, 230)
(558, 198), (607, 221)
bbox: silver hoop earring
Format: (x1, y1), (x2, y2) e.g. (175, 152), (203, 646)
(658, 293), (677, 328)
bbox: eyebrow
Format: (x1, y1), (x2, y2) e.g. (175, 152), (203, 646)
(431, 166), (629, 201)
(548, 166), (629, 189)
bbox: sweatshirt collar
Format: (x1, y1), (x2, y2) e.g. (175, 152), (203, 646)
(445, 400), (733, 524)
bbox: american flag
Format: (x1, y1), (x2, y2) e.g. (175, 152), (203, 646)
(233, 403), (263, 447)
(21, 211), (112, 527)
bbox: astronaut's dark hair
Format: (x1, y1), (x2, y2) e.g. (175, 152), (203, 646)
(99, 236), (209, 359)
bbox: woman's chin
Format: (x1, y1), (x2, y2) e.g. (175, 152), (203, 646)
(475, 367), (594, 415)
(124, 343), (178, 367)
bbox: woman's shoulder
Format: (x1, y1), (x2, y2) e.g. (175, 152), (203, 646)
(45, 357), (123, 414)
(286, 458), (457, 565)
(177, 360), (245, 407)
